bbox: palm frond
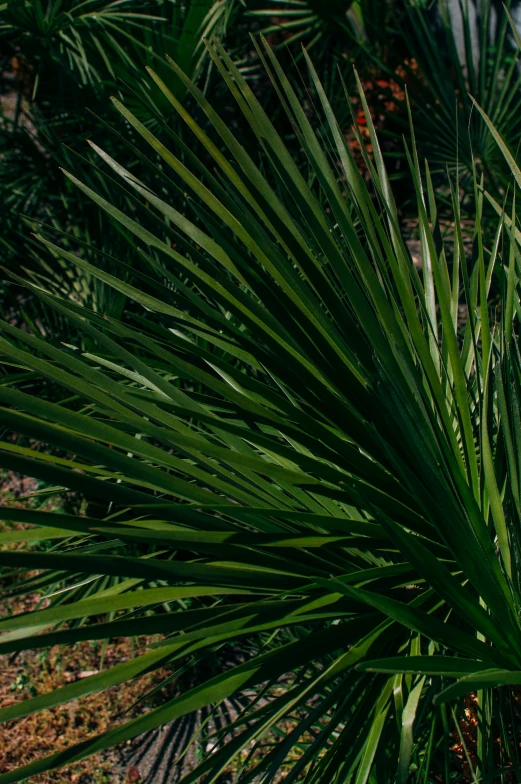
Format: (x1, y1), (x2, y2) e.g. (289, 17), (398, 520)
(2, 40), (521, 783)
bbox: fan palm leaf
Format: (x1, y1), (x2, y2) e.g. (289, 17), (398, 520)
(1, 39), (521, 782)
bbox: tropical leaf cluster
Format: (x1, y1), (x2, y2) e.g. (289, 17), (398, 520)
(380, 0), (521, 197)
(3, 33), (521, 782)
(0, 0), (238, 302)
